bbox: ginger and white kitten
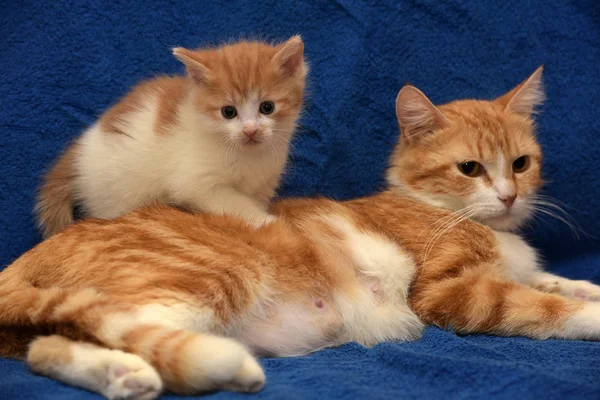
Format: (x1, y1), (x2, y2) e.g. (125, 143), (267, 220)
(35, 36), (307, 237)
(2, 73), (600, 400)
(388, 66), (598, 298)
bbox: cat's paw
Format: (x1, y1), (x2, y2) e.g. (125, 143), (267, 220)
(535, 277), (600, 301)
(221, 351), (266, 393)
(102, 352), (163, 400)
(535, 280), (561, 294)
(185, 335), (265, 394)
(566, 280), (600, 301)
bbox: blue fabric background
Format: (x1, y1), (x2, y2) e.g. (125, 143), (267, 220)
(1, 0), (599, 399)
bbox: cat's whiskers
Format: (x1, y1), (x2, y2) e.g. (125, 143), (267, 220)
(217, 136), (240, 166)
(420, 205), (482, 263)
(417, 204), (478, 242)
(525, 196), (591, 239)
(267, 134), (295, 163)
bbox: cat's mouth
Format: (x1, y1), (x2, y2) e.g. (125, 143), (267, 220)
(244, 138), (262, 146)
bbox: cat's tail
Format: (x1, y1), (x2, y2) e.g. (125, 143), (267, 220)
(34, 142), (79, 238)
(0, 275), (265, 394)
(0, 270), (69, 358)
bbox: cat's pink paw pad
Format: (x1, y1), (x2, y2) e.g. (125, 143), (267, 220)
(568, 281), (600, 301)
(103, 353), (163, 400)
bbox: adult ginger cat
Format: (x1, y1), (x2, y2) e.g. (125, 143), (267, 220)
(388, 66), (599, 297)
(1, 70), (599, 400)
(35, 37), (307, 237)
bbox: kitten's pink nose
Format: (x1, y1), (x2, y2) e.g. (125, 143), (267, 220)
(498, 194), (517, 208)
(243, 128), (258, 139)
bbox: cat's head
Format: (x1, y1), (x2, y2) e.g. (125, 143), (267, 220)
(387, 67), (545, 232)
(173, 36), (307, 150)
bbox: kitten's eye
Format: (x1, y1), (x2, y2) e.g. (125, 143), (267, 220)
(221, 106), (237, 119)
(259, 101), (275, 115)
(458, 161), (482, 177)
(512, 156), (530, 173)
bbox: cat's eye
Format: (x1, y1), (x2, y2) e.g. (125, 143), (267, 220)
(512, 156), (530, 173)
(259, 101), (275, 115)
(458, 161), (482, 177)
(221, 106), (237, 119)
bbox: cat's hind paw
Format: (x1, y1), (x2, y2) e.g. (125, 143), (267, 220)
(102, 352), (163, 400)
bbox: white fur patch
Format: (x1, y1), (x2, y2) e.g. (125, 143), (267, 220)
(494, 231), (541, 284)
(324, 216), (424, 345)
(559, 302), (600, 340)
(34, 340), (162, 400)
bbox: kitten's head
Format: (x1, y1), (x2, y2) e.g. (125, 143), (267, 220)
(387, 67), (545, 231)
(173, 36), (307, 150)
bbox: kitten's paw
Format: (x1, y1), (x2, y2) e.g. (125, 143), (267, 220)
(248, 214), (277, 228)
(102, 352), (162, 400)
(261, 215), (277, 226)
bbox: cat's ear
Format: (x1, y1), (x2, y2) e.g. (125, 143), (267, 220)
(273, 35), (305, 75)
(172, 47), (212, 85)
(495, 66), (545, 117)
(395, 85), (448, 142)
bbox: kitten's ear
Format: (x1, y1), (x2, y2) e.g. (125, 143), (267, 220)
(172, 47), (212, 85)
(273, 35), (305, 75)
(395, 85), (448, 142)
(495, 66), (545, 117)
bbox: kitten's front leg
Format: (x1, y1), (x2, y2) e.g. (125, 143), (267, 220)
(190, 186), (276, 228)
(531, 272), (600, 301)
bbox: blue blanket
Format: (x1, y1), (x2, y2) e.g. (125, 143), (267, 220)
(1, 0), (599, 399)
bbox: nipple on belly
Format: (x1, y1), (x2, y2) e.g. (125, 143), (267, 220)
(314, 298), (325, 309)
(370, 282), (383, 302)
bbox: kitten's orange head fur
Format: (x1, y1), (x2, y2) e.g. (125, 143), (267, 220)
(388, 67), (545, 231)
(173, 36), (307, 149)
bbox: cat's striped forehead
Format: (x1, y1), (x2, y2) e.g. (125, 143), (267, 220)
(438, 99), (541, 161)
(190, 41), (303, 97)
(188, 40), (306, 119)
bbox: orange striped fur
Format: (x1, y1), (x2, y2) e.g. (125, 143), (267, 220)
(388, 67), (545, 232)
(4, 75), (600, 399)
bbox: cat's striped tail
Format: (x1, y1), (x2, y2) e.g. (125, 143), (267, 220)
(34, 141), (79, 238)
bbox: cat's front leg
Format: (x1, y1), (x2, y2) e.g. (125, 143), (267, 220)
(531, 272), (600, 301)
(188, 186), (276, 228)
(495, 232), (600, 301)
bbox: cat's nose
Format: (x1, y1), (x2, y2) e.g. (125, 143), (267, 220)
(243, 128), (258, 139)
(498, 194), (517, 208)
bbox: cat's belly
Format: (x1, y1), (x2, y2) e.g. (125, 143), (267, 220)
(235, 296), (344, 357)
(232, 285), (424, 357)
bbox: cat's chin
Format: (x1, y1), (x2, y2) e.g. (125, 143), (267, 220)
(480, 213), (522, 232)
(229, 138), (265, 150)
